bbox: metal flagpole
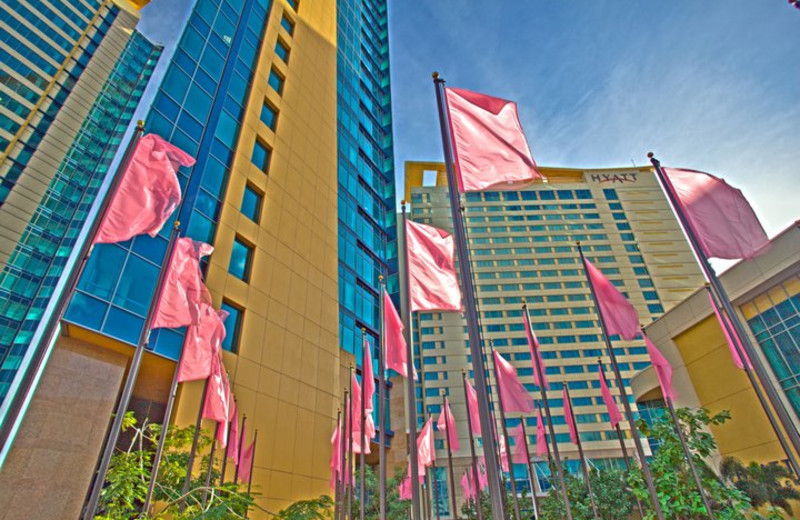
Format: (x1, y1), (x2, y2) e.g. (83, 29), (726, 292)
(665, 396), (714, 519)
(335, 409), (342, 520)
(523, 302), (573, 520)
(220, 410), (234, 485)
(518, 418), (540, 519)
(432, 71), (504, 520)
(705, 287), (800, 476)
(0, 122), (146, 455)
(462, 372), (484, 520)
(400, 202), (422, 519)
(430, 414), (441, 520)
(379, 276), (388, 520)
(578, 243), (665, 520)
(649, 153), (800, 476)
(82, 222), (181, 520)
(341, 392), (349, 520)
(442, 394), (459, 519)
(180, 378), (210, 510)
(564, 386), (599, 519)
(348, 365), (355, 520)
(360, 329), (368, 520)
(244, 430), (258, 519)
(599, 360), (645, 519)
(202, 423), (219, 507)
(488, 342), (522, 520)
(234, 415), (247, 484)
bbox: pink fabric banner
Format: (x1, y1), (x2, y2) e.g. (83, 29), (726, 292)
(399, 474), (412, 500)
(237, 435), (255, 484)
(417, 416), (435, 471)
(510, 424), (528, 465)
(562, 388), (579, 445)
(536, 408), (547, 457)
(664, 167), (770, 260)
(465, 378), (482, 435)
(708, 292), (752, 370)
(461, 472), (475, 501)
(493, 350), (534, 413)
(436, 397), (460, 452)
(329, 420), (342, 489)
(477, 458), (488, 490)
(584, 258), (640, 340)
(177, 305), (227, 383)
(643, 333), (677, 400)
(362, 335), (375, 413)
(598, 367), (623, 428)
(226, 400), (239, 465)
(499, 435), (509, 473)
(384, 290), (415, 379)
(350, 373), (371, 455)
(153, 237), (213, 329)
(406, 220), (462, 312)
(445, 87), (541, 192)
(95, 134), (194, 244)
(524, 316), (550, 389)
(202, 354), (231, 447)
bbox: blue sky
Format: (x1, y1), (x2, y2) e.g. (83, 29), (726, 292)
(137, 0), (800, 236)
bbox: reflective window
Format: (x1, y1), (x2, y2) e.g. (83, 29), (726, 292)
(260, 101), (278, 129)
(241, 184), (263, 222)
(268, 68), (284, 94)
(275, 39), (290, 62)
(229, 237), (253, 281)
(221, 300), (243, 352)
(281, 14), (294, 35)
(251, 139), (271, 171)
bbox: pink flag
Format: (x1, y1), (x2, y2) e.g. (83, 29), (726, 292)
(598, 366), (623, 428)
(350, 373), (371, 455)
(643, 333), (677, 400)
(177, 305), (227, 383)
(202, 354), (231, 446)
(226, 400), (240, 465)
(524, 316), (550, 389)
(237, 435), (255, 483)
(363, 335), (375, 413)
(562, 388), (579, 445)
(152, 238), (213, 329)
(445, 87), (541, 192)
(535, 409), (547, 457)
(477, 458), (488, 490)
(406, 220), (462, 312)
(465, 379), (482, 435)
(436, 397), (460, 452)
(493, 351), (534, 413)
(499, 435), (509, 473)
(417, 416), (435, 470)
(510, 424), (528, 465)
(399, 474), (412, 500)
(384, 291), (415, 379)
(330, 421), (342, 489)
(584, 258), (640, 340)
(95, 134), (194, 244)
(664, 167), (770, 260)
(461, 472), (475, 501)
(708, 292), (752, 370)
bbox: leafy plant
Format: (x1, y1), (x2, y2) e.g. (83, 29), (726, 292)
(538, 466), (634, 520)
(720, 457), (800, 515)
(274, 495), (334, 520)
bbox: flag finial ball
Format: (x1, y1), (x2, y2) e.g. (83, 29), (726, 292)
(432, 71), (440, 79)
(647, 152), (655, 159)
(401, 199), (407, 205)
(137, 120), (144, 128)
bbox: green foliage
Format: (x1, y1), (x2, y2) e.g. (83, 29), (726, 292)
(274, 495), (333, 520)
(720, 457), (800, 515)
(94, 412), (256, 520)
(459, 475), (533, 520)
(350, 465), (410, 520)
(539, 466), (634, 520)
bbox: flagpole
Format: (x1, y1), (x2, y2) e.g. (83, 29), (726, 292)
(523, 302), (573, 520)
(341, 391), (349, 520)
(244, 429), (258, 519)
(518, 418), (540, 519)
(360, 329), (368, 520)
(335, 408), (342, 520)
(442, 394), (459, 519)
(0, 121), (146, 455)
(348, 365), (355, 520)
(563, 386), (599, 519)
(429, 412), (441, 520)
(234, 415), (247, 485)
(488, 342), (522, 520)
(379, 276), (388, 520)
(432, 71), (504, 520)
(220, 412), (234, 485)
(180, 378), (210, 510)
(82, 221), (181, 520)
(578, 243), (665, 520)
(462, 371), (484, 520)
(649, 153), (800, 474)
(599, 360), (645, 519)
(400, 202), (423, 520)
(202, 423), (219, 506)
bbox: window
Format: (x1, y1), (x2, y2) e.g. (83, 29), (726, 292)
(241, 184), (263, 222)
(281, 14), (295, 35)
(287, 0), (299, 10)
(260, 101), (278, 129)
(229, 237), (254, 281)
(275, 39), (290, 62)
(268, 68), (285, 94)
(252, 139), (271, 171)
(221, 300), (243, 352)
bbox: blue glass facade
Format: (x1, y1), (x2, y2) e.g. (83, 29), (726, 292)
(65, 0), (272, 359)
(0, 30), (162, 402)
(0, 0), (118, 204)
(336, 0), (398, 360)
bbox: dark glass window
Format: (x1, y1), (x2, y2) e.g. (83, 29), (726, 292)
(275, 39), (290, 62)
(229, 237), (254, 281)
(287, 0), (299, 10)
(260, 101), (278, 129)
(252, 139), (271, 171)
(281, 15), (295, 35)
(221, 300), (243, 352)
(268, 68), (284, 94)
(241, 184), (263, 222)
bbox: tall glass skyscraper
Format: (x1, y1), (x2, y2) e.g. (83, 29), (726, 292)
(0, 1), (161, 404)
